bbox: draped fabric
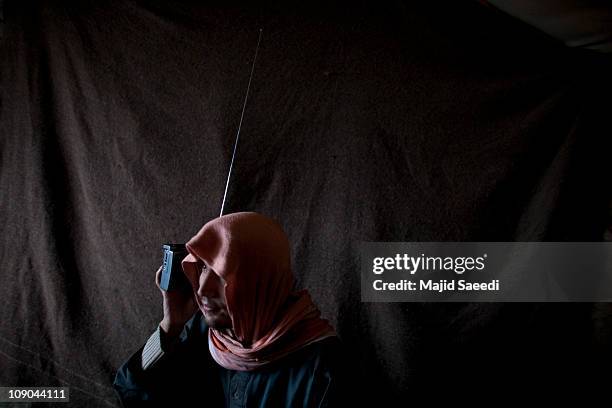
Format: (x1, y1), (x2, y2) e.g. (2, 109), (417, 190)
(1, 1), (611, 406)
(181, 212), (336, 371)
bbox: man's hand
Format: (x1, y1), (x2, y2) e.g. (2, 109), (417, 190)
(155, 266), (198, 338)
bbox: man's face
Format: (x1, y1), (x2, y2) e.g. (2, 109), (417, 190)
(195, 262), (232, 329)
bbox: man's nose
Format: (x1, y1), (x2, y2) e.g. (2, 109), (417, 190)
(197, 272), (215, 298)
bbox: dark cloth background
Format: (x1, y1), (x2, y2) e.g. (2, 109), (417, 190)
(1, 1), (611, 406)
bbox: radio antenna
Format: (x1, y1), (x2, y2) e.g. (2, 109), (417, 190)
(220, 28), (263, 217)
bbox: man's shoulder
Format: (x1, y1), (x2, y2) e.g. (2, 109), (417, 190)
(307, 336), (344, 369)
(306, 335), (343, 359)
(262, 336), (343, 374)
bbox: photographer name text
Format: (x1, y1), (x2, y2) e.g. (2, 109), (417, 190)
(373, 279), (500, 292)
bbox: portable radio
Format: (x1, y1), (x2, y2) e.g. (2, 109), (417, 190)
(160, 244), (191, 291)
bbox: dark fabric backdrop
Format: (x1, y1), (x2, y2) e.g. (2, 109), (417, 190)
(1, 1), (611, 406)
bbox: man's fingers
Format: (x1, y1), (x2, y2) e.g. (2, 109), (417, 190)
(155, 266), (163, 289)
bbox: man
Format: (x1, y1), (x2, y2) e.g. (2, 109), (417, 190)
(113, 212), (346, 407)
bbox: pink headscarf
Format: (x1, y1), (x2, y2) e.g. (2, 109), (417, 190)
(181, 212), (337, 371)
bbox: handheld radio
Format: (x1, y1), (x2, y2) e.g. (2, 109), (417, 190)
(160, 244), (191, 291)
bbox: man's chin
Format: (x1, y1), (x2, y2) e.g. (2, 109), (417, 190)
(203, 314), (232, 329)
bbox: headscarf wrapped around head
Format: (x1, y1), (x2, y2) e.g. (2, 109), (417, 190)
(181, 212), (336, 371)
